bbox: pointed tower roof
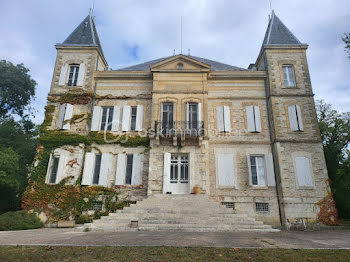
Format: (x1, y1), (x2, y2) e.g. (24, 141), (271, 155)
(57, 11), (106, 64)
(262, 11), (303, 46)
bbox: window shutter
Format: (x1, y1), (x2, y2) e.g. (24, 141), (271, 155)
(55, 152), (67, 184)
(82, 153), (95, 185)
(131, 153), (143, 186)
(58, 104), (66, 129)
(62, 104), (73, 130)
(135, 105), (144, 131)
(58, 64), (68, 86)
(115, 154), (126, 185)
(254, 106), (262, 133)
(163, 152), (171, 193)
(122, 105), (131, 131)
(76, 63), (85, 86)
(295, 105), (304, 131)
(265, 153), (276, 186)
(46, 153), (54, 183)
(98, 153), (110, 187)
(111, 106), (120, 131)
(91, 106), (101, 131)
(295, 157), (313, 187)
(216, 106), (224, 132)
(217, 154), (235, 187)
(288, 105), (299, 131)
(246, 106), (255, 132)
(223, 106), (231, 132)
(246, 155), (253, 186)
(197, 103), (202, 123)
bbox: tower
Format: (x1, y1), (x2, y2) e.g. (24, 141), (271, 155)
(255, 11), (329, 224)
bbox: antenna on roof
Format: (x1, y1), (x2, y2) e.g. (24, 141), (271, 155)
(90, 0), (95, 17)
(180, 16), (183, 54)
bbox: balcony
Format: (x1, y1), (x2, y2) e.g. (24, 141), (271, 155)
(154, 121), (204, 138)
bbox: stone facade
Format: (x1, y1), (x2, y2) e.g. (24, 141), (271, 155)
(42, 12), (330, 226)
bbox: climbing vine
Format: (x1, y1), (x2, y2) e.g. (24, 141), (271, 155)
(316, 179), (338, 225)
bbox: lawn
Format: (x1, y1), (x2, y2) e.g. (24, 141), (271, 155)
(0, 246), (349, 261)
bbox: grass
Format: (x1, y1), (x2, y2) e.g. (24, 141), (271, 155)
(0, 246), (349, 262)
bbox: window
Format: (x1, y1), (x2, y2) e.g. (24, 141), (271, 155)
(246, 106), (262, 133)
(250, 155), (266, 186)
(92, 154), (102, 185)
(256, 202), (269, 212)
(217, 154), (235, 187)
(216, 106), (231, 132)
(100, 107), (114, 131)
(67, 64), (80, 86)
(221, 202), (235, 210)
(170, 154), (189, 183)
(130, 107), (137, 131)
(58, 103), (73, 130)
(49, 157), (60, 184)
(125, 154), (134, 185)
(91, 201), (103, 211)
(282, 65), (296, 87)
(288, 104), (304, 132)
(295, 157), (313, 187)
(187, 103), (198, 129)
(162, 103), (174, 133)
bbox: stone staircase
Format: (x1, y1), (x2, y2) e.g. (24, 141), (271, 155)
(80, 195), (279, 232)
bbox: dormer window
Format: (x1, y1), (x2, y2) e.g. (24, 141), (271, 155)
(282, 65), (296, 87)
(67, 64), (80, 86)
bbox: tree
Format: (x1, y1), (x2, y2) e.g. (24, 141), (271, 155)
(0, 60), (36, 119)
(343, 33), (350, 58)
(316, 100), (350, 218)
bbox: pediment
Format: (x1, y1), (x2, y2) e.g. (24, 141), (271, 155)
(150, 55), (210, 72)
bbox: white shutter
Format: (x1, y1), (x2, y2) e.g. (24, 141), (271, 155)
(254, 106), (262, 133)
(55, 152), (67, 183)
(58, 64), (68, 86)
(111, 106), (120, 131)
(131, 153), (143, 185)
(265, 153), (276, 186)
(246, 106), (255, 132)
(197, 103), (202, 122)
(82, 153), (95, 185)
(58, 104), (66, 129)
(217, 154), (235, 187)
(91, 106), (101, 131)
(223, 106), (231, 132)
(295, 157), (313, 187)
(216, 106), (224, 132)
(296, 105), (304, 131)
(115, 154), (126, 185)
(62, 103), (73, 130)
(98, 153), (110, 187)
(76, 63), (85, 86)
(122, 105), (131, 131)
(288, 105), (299, 131)
(163, 152), (171, 193)
(135, 105), (144, 131)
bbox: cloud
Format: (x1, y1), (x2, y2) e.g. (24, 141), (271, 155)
(0, 0), (349, 124)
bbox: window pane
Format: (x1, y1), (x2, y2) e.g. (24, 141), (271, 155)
(50, 157), (60, 183)
(130, 107), (137, 131)
(250, 156), (258, 185)
(100, 107), (108, 130)
(92, 155), (102, 185)
(107, 107), (114, 131)
(257, 156), (266, 186)
(68, 67), (75, 86)
(73, 66), (79, 86)
(125, 154), (133, 185)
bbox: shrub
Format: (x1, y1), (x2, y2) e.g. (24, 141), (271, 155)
(0, 210), (43, 231)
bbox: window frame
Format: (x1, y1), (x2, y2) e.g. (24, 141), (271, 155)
(49, 157), (60, 184)
(130, 106), (137, 131)
(249, 155), (266, 187)
(282, 65), (296, 88)
(100, 106), (114, 131)
(170, 154), (189, 184)
(125, 154), (134, 185)
(92, 154), (102, 185)
(67, 64), (80, 86)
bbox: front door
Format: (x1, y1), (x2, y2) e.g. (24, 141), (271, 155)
(169, 154), (189, 194)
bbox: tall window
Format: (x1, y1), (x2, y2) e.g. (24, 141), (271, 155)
(170, 154), (189, 183)
(67, 64), (80, 86)
(92, 154), (102, 185)
(162, 103), (174, 132)
(188, 103), (198, 129)
(250, 155), (266, 186)
(282, 65), (296, 87)
(130, 107), (137, 131)
(125, 154), (133, 185)
(49, 157), (60, 184)
(100, 107), (114, 131)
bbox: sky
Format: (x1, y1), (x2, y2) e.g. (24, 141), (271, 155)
(0, 0), (349, 124)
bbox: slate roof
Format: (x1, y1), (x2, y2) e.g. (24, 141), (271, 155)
(59, 12), (105, 58)
(262, 11), (303, 45)
(118, 55), (247, 71)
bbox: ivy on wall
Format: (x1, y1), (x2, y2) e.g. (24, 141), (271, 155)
(316, 179), (339, 225)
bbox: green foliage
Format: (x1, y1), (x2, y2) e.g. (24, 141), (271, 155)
(343, 33), (350, 58)
(40, 105), (55, 132)
(316, 100), (350, 218)
(0, 60), (36, 119)
(0, 210), (43, 231)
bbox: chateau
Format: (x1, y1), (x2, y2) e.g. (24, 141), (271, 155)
(44, 10), (329, 230)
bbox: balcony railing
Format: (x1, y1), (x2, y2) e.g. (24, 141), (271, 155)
(154, 121), (204, 137)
